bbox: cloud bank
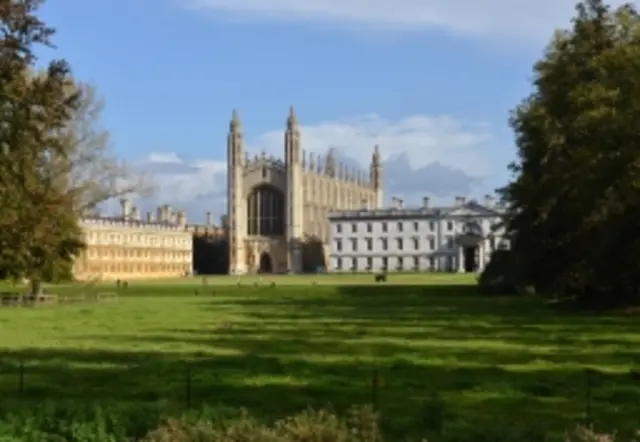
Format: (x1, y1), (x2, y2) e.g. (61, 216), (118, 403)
(130, 113), (497, 223)
(178, 0), (627, 44)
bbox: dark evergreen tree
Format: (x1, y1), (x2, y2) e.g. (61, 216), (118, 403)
(499, 0), (640, 307)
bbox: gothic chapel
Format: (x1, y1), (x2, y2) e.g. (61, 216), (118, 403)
(227, 107), (383, 274)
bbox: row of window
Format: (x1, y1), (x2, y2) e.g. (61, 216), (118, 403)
(84, 249), (192, 260)
(335, 236), (501, 252)
(86, 232), (191, 247)
(75, 263), (191, 274)
(335, 256), (437, 271)
(335, 220), (458, 234)
(335, 236), (459, 252)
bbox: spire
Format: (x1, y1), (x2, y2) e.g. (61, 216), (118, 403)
(287, 105), (298, 129)
(230, 109), (241, 132)
(372, 144), (380, 164)
(325, 148), (336, 177)
(370, 144), (381, 190)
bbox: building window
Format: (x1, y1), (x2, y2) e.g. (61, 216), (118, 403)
(366, 257), (372, 270)
(429, 257), (435, 269)
(382, 222), (388, 233)
(447, 221), (453, 231)
(446, 236), (454, 249)
(246, 184), (285, 236)
(336, 224), (342, 233)
(413, 222), (419, 231)
(429, 221), (435, 231)
(382, 256), (388, 270)
(397, 256), (404, 271)
(350, 238), (358, 251)
(413, 256), (420, 270)
(352, 223), (357, 233)
(351, 257), (357, 271)
(367, 223), (372, 233)
(336, 257), (342, 270)
(429, 237), (435, 250)
(397, 222), (403, 232)
(413, 237), (419, 250)
(366, 238), (373, 251)
(397, 238), (404, 250)
(335, 239), (342, 251)
(381, 238), (388, 250)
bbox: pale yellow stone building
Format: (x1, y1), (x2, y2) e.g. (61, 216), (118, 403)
(227, 107), (383, 274)
(73, 199), (193, 281)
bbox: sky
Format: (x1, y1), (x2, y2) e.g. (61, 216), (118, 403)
(38, 0), (623, 223)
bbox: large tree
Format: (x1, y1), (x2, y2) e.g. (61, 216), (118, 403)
(500, 0), (640, 306)
(0, 0), (151, 292)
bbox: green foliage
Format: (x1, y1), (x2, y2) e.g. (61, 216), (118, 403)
(477, 250), (519, 295)
(0, 0), (85, 291)
(500, 0), (640, 307)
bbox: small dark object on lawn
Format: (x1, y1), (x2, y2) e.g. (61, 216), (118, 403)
(211, 290), (216, 295)
(116, 279), (121, 288)
(374, 273), (387, 283)
(194, 289), (199, 295)
(123, 281), (128, 289)
(630, 369), (640, 381)
(270, 282), (276, 288)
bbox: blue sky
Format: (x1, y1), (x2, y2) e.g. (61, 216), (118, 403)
(39, 0), (607, 222)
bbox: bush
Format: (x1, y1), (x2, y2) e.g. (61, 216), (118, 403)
(477, 250), (521, 295)
(142, 405), (382, 442)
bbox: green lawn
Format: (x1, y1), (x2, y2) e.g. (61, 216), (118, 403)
(0, 275), (639, 440)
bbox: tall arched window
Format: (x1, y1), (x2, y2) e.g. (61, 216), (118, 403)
(247, 184), (285, 236)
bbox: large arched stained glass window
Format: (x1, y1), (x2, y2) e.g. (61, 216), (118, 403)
(247, 184), (285, 236)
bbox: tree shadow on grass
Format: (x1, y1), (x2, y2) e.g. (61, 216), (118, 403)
(1, 347), (639, 439)
(2, 284), (639, 440)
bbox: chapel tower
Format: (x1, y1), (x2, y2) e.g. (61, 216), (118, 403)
(285, 106), (303, 272)
(224, 108), (383, 274)
(227, 110), (246, 274)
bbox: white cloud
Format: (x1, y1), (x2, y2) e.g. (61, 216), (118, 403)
(179, 0), (627, 44)
(134, 113), (497, 222)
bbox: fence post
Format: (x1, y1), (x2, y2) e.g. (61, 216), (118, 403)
(18, 359), (24, 394)
(371, 369), (379, 411)
(185, 363), (192, 408)
(585, 368), (593, 426)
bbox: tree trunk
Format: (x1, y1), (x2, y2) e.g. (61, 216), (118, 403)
(30, 278), (41, 295)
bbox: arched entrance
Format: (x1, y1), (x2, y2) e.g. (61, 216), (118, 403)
(259, 253), (273, 273)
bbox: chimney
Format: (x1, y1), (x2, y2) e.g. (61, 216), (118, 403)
(484, 194), (495, 207)
(146, 211), (153, 223)
(455, 196), (466, 206)
(120, 198), (131, 218)
(221, 214), (228, 227)
(206, 212), (212, 225)
(156, 206), (164, 222)
(130, 206), (140, 220)
(391, 197), (403, 209)
(422, 197), (430, 208)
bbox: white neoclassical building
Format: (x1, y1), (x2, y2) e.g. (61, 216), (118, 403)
(327, 196), (509, 273)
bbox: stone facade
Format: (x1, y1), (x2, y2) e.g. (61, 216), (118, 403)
(328, 196), (509, 273)
(227, 107), (383, 274)
(73, 199), (193, 281)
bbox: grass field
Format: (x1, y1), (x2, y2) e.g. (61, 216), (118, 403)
(0, 274), (639, 440)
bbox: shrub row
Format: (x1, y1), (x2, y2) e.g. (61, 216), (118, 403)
(0, 401), (633, 441)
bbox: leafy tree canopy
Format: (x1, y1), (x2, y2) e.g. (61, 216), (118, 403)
(499, 0), (640, 307)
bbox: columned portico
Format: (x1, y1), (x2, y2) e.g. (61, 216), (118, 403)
(456, 221), (486, 273)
